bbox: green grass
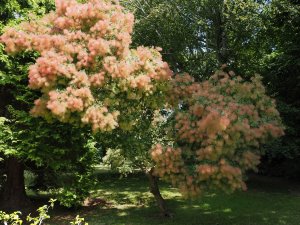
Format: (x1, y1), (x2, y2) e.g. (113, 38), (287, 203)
(44, 172), (300, 225)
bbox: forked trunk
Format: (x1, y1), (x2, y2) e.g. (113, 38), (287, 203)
(0, 157), (30, 211)
(146, 168), (171, 217)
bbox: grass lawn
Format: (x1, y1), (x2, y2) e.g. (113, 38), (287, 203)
(41, 170), (300, 225)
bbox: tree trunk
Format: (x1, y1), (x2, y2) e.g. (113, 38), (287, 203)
(214, 0), (229, 65)
(0, 157), (30, 211)
(146, 168), (171, 217)
(0, 154), (5, 196)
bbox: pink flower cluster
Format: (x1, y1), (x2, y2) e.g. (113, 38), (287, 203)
(46, 87), (93, 117)
(81, 106), (120, 132)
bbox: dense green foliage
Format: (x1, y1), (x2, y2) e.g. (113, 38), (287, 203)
(122, 0), (269, 78)
(260, 0), (300, 177)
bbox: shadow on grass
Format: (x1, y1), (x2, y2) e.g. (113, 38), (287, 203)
(46, 174), (300, 225)
(49, 197), (299, 225)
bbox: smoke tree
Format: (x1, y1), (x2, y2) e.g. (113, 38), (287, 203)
(151, 68), (284, 198)
(1, 0), (284, 216)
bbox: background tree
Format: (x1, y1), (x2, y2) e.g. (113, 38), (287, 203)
(122, 0), (268, 78)
(0, 112), (98, 209)
(0, 0), (54, 209)
(259, 0), (300, 177)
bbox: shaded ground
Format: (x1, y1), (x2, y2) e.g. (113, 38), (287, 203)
(37, 172), (300, 225)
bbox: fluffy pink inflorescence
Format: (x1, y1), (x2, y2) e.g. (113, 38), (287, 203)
(151, 69), (284, 198)
(0, 0), (172, 132)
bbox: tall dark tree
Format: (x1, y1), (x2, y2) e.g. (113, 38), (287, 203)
(0, 0), (55, 209)
(0, 0), (97, 210)
(260, 0), (300, 178)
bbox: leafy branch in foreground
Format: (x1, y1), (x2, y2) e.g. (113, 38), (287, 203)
(0, 199), (88, 225)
